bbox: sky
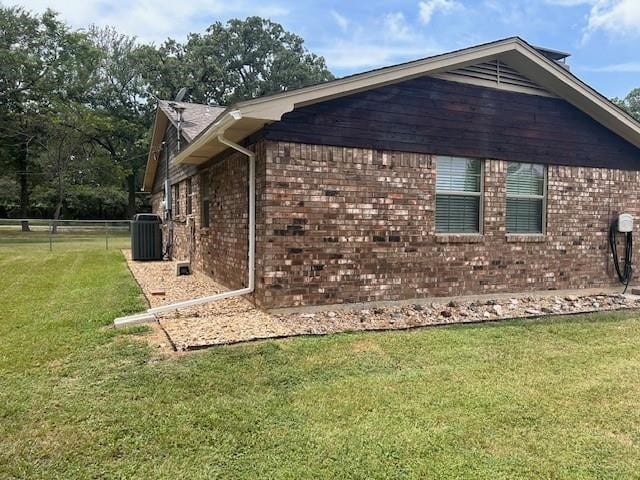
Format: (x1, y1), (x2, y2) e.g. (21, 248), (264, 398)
(8, 0), (640, 99)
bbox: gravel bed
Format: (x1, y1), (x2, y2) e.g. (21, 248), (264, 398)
(124, 251), (640, 350)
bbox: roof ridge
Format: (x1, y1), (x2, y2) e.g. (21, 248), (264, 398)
(159, 99), (226, 108)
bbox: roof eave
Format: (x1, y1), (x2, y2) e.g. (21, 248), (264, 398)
(173, 37), (525, 165)
(142, 108), (167, 192)
(508, 42), (640, 148)
(172, 110), (244, 165)
(170, 36), (640, 166)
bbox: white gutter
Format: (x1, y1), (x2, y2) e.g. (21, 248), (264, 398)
(114, 133), (256, 328)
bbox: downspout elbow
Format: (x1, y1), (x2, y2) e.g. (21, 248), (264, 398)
(113, 127), (257, 328)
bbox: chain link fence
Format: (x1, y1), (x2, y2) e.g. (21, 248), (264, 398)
(0, 218), (132, 251)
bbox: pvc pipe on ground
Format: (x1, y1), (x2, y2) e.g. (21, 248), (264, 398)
(148, 287), (253, 315)
(113, 312), (157, 328)
(113, 134), (256, 328)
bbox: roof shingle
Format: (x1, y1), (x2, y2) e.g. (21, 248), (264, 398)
(157, 100), (225, 142)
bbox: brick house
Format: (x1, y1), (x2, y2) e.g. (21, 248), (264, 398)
(142, 37), (640, 310)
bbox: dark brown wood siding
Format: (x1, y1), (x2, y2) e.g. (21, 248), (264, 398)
(263, 76), (640, 170)
(151, 125), (199, 194)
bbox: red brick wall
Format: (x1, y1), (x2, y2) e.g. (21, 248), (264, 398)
(151, 138), (640, 309)
(255, 140), (640, 308)
(156, 146), (264, 291)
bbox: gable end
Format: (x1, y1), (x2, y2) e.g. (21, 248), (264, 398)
(263, 76), (640, 171)
(431, 59), (556, 98)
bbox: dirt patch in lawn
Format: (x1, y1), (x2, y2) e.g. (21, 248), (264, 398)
(123, 250), (640, 350)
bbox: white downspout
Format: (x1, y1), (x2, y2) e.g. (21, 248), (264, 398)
(114, 135), (256, 326)
(217, 135), (256, 293)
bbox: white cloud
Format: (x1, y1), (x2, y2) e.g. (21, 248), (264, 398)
(10, 0), (289, 43)
(584, 0), (640, 38)
(13, 0), (447, 76)
(418, 0), (462, 24)
(542, 0), (640, 42)
(544, 0), (594, 5)
(317, 13), (445, 72)
(10, 0), (110, 28)
(314, 11), (447, 72)
(319, 40), (442, 70)
(384, 12), (413, 41)
(330, 10), (349, 32)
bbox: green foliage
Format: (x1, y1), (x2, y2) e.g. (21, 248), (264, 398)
(0, 176), (19, 216)
(0, 10), (334, 220)
(613, 88), (640, 121)
(141, 16), (334, 105)
(31, 184), (131, 219)
(0, 7), (114, 219)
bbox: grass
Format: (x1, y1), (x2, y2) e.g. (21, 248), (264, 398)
(2, 234), (640, 478)
(0, 226), (130, 246)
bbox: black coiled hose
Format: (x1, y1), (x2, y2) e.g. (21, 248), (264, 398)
(609, 220), (633, 293)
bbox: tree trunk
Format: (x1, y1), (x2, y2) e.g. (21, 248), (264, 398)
(52, 202), (62, 234)
(18, 140), (30, 232)
(126, 172), (137, 219)
(52, 170), (63, 234)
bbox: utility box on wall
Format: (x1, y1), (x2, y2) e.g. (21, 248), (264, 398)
(131, 214), (163, 261)
(618, 213), (633, 233)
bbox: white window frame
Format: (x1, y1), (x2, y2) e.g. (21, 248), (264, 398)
(506, 163), (547, 235)
(435, 156), (484, 234)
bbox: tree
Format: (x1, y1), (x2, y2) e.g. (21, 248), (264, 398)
(142, 17), (334, 105)
(83, 26), (153, 219)
(0, 7), (95, 228)
(101, 17), (334, 218)
(613, 88), (640, 121)
(35, 111), (89, 228)
(137, 39), (190, 104)
(0, 13), (335, 221)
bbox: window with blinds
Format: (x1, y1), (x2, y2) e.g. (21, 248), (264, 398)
(435, 156), (483, 233)
(506, 162), (546, 233)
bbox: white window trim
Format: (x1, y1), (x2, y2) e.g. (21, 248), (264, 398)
(506, 163), (547, 235)
(435, 157), (484, 235)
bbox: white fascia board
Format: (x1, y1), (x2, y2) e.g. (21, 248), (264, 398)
(143, 108), (165, 191)
(172, 110), (242, 165)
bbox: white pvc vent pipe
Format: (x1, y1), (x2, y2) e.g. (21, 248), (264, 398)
(114, 134), (256, 327)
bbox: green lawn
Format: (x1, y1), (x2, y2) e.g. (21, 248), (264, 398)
(0, 226), (130, 247)
(2, 236), (640, 479)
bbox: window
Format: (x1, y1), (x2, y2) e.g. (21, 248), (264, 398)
(186, 178), (193, 215)
(173, 183), (180, 216)
(435, 156), (483, 233)
(201, 172), (210, 228)
(506, 162), (546, 233)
